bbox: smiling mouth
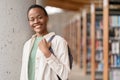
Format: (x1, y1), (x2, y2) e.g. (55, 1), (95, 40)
(34, 24), (42, 28)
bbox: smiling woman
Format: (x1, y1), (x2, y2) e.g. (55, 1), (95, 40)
(20, 4), (70, 80)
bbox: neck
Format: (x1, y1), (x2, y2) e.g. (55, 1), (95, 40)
(36, 31), (48, 37)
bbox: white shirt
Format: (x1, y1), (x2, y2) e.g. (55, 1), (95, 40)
(20, 32), (70, 80)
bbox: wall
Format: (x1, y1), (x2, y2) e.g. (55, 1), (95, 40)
(0, 0), (35, 80)
(48, 11), (77, 36)
(0, 0), (78, 79)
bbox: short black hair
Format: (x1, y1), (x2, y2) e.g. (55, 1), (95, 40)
(27, 4), (48, 16)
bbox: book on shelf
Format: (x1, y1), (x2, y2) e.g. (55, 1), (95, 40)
(116, 55), (120, 67)
(110, 16), (120, 27)
(96, 41), (103, 50)
(111, 42), (120, 54)
(97, 62), (103, 71)
(96, 51), (103, 60)
(110, 16), (118, 27)
(99, 19), (103, 29)
(96, 30), (103, 39)
(109, 28), (120, 41)
(114, 28), (120, 37)
(111, 55), (120, 68)
(110, 69), (120, 80)
(118, 16), (120, 26)
(109, 28), (115, 37)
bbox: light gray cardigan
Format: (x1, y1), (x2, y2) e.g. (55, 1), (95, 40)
(20, 32), (70, 80)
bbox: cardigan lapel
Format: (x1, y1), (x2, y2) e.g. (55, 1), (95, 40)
(26, 35), (36, 80)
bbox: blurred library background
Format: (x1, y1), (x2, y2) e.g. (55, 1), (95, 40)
(0, 0), (120, 80)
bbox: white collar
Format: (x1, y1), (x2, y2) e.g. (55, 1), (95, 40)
(31, 32), (55, 39)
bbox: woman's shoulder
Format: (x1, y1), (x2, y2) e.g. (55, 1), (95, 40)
(53, 35), (67, 44)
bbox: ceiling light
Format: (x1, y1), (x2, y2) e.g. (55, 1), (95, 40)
(45, 6), (63, 15)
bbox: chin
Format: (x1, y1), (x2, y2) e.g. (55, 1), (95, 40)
(35, 30), (41, 33)
(34, 28), (40, 32)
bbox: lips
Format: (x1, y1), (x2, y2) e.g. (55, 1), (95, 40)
(35, 25), (40, 28)
(33, 24), (42, 29)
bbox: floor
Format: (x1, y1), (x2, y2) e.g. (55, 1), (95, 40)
(68, 64), (91, 80)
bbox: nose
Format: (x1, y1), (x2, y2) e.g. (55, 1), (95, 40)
(34, 18), (39, 23)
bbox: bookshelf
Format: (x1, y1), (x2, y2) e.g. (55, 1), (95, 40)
(83, 1), (120, 80)
(63, 0), (120, 80)
(63, 15), (82, 67)
(70, 20), (78, 63)
(109, 15), (120, 72)
(90, 3), (104, 80)
(91, 4), (96, 80)
(82, 10), (87, 75)
(76, 15), (82, 67)
(103, 0), (120, 80)
(86, 13), (91, 74)
(95, 13), (104, 80)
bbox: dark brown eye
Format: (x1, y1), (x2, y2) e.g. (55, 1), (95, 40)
(28, 17), (34, 22)
(37, 16), (43, 19)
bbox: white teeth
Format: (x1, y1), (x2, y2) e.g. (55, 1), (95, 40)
(36, 25), (40, 27)
(33, 24), (43, 28)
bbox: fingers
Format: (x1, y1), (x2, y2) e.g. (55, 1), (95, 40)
(39, 38), (46, 44)
(48, 42), (51, 48)
(42, 38), (47, 44)
(39, 38), (51, 48)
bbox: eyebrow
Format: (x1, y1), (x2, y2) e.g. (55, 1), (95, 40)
(29, 13), (44, 17)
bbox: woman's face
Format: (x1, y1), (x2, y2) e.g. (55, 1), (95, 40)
(28, 8), (48, 34)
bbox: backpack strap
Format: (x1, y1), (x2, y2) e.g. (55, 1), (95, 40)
(48, 35), (55, 55)
(48, 35), (56, 42)
(48, 35), (62, 80)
